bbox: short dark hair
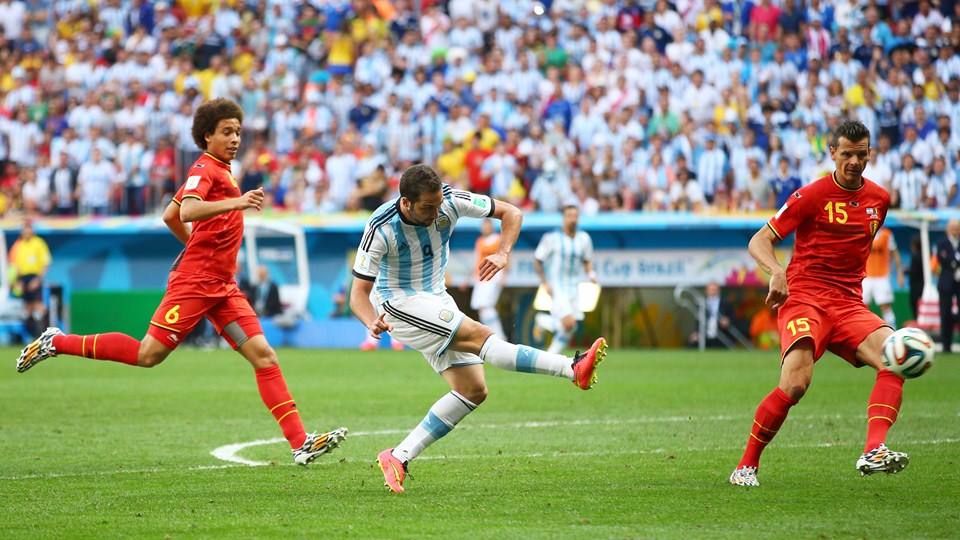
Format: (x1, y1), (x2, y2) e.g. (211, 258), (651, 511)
(830, 120), (870, 147)
(191, 98), (243, 150)
(399, 164), (442, 202)
(562, 204), (579, 213)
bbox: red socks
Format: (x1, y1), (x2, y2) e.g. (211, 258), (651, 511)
(865, 370), (903, 452)
(255, 365), (307, 449)
(738, 387), (797, 469)
(53, 333), (140, 365)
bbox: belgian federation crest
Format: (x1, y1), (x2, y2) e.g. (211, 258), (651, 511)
(870, 221), (879, 235)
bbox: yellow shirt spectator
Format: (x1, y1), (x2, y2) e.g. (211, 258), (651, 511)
(328, 33), (356, 68)
(179, 0), (214, 18)
(465, 128), (500, 152)
(10, 235), (51, 277)
(437, 146), (467, 182)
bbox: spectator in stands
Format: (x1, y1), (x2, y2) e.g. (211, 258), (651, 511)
(8, 220), (50, 339)
(0, 0), (956, 219)
(76, 148), (115, 216)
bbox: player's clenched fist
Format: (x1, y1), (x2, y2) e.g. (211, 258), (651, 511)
(765, 271), (789, 309)
(237, 188), (265, 211)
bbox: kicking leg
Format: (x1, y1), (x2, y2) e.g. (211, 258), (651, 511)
(17, 328), (170, 372)
(451, 317), (606, 390)
(855, 327), (908, 475)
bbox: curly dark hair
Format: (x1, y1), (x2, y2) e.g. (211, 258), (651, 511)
(830, 119), (870, 148)
(191, 98), (244, 150)
(399, 164), (442, 202)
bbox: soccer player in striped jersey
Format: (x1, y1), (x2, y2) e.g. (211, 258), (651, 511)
(533, 205), (596, 353)
(350, 164), (607, 494)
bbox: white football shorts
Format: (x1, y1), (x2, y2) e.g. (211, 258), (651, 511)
(379, 292), (482, 373)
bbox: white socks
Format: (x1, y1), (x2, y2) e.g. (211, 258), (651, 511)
(480, 336), (574, 379)
(392, 391), (477, 463)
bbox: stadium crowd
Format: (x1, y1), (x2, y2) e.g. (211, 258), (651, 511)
(0, 0), (958, 218)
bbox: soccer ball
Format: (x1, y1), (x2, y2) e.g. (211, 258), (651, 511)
(881, 328), (935, 379)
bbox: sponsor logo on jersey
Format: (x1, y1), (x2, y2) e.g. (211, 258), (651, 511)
(193, 163), (205, 169)
(850, 201), (860, 207)
(438, 309), (454, 323)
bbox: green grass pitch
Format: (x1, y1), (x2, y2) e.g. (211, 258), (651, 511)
(2, 347), (958, 539)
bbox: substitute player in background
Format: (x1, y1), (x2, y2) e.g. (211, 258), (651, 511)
(730, 120), (909, 487)
(16, 98), (346, 465)
(469, 218), (506, 339)
(863, 227), (904, 327)
(534, 205), (596, 354)
(350, 165), (606, 494)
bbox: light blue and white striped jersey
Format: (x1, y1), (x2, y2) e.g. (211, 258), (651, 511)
(353, 184), (495, 304)
(534, 229), (594, 295)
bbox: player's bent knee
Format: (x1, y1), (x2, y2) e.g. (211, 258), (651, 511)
(137, 350), (167, 368)
(137, 338), (169, 368)
(462, 385), (488, 405)
(780, 381), (809, 401)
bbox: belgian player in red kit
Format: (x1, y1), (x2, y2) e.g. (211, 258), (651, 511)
(730, 121), (908, 486)
(16, 99), (347, 465)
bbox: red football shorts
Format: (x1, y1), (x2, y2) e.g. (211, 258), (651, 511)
(147, 271), (263, 350)
(777, 293), (889, 366)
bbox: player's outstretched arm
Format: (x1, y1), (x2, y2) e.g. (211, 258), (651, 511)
(479, 199), (523, 281)
(162, 201), (191, 245)
(349, 277), (392, 338)
(180, 188), (264, 222)
(749, 225), (788, 309)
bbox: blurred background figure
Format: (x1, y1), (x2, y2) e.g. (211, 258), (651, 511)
(241, 265), (283, 319)
(863, 227), (903, 328)
(935, 220), (960, 353)
(470, 219), (505, 339)
(8, 220), (51, 339)
(688, 281), (734, 348)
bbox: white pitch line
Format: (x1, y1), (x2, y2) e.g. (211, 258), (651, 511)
(209, 412), (956, 468)
(3, 437), (958, 482)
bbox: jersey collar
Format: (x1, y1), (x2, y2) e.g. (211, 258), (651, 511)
(832, 170), (864, 191)
(203, 152), (232, 169)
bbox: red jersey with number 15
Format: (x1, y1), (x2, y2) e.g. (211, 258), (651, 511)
(767, 173), (890, 300)
(171, 152), (243, 281)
